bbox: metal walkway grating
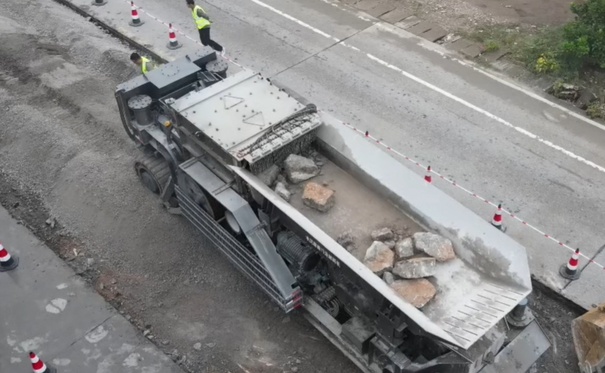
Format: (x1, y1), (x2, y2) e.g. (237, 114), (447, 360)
(438, 282), (526, 346)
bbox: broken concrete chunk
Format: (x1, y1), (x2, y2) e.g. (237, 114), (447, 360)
(337, 231), (355, 247)
(258, 164), (280, 188)
(284, 154), (319, 184)
(302, 182), (335, 212)
(393, 257), (437, 279)
(364, 241), (395, 275)
(572, 302), (605, 370)
(371, 227), (394, 242)
(382, 272), (395, 285)
(413, 232), (456, 262)
(390, 279), (436, 308)
(384, 240), (396, 249)
(336, 231), (356, 252)
(274, 182), (291, 202)
(395, 238), (414, 259)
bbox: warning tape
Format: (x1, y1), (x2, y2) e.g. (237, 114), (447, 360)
(123, 1), (604, 272)
(337, 122), (605, 272)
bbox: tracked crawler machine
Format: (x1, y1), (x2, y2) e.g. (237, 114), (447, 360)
(115, 48), (550, 373)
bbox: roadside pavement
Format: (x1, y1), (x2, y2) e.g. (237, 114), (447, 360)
(0, 205), (184, 373)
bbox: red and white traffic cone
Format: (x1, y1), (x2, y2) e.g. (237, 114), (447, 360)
(129, 1), (144, 27)
(559, 248), (581, 280)
(424, 165), (432, 183)
(166, 23), (182, 50)
(491, 204), (503, 230)
(0, 243), (19, 272)
(29, 351), (56, 373)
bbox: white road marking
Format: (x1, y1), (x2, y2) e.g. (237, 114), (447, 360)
(53, 358), (72, 366)
(366, 53), (605, 173)
(248, 0), (338, 41)
(85, 325), (109, 344)
(245, 0), (605, 174)
(45, 298), (68, 314)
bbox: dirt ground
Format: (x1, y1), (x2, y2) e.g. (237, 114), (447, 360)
(391, 0), (574, 32)
(0, 0), (585, 372)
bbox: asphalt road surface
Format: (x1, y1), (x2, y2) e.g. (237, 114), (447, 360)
(0, 206), (183, 373)
(67, 0), (605, 309)
(0, 0), (591, 372)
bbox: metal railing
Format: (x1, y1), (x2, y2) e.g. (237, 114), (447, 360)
(175, 185), (302, 312)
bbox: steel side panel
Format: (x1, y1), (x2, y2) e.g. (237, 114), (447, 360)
(229, 165), (461, 348)
(477, 321), (550, 373)
(304, 299), (378, 373)
(179, 160), (297, 299)
(316, 113), (532, 292)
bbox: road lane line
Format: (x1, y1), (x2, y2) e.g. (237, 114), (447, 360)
(244, 0), (605, 174)
(365, 53), (605, 173)
(248, 0), (339, 41)
(126, 0), (605, 271)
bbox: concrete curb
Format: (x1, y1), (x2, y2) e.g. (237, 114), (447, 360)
(338, 0), (605, 123)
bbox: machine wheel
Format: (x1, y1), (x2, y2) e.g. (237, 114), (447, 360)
(178, 172), (224, 220)
(134, 154), (171, 196)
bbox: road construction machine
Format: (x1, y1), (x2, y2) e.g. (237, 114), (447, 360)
(115, 47), (550, 373)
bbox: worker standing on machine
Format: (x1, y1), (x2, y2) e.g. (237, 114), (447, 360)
(186, 0), (225, 56)
(129, 52), (157, 74)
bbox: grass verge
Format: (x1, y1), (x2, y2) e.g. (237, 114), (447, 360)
(463, 25), (605, 119)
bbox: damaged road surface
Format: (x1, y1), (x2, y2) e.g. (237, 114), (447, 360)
(0, 0), (585, 372)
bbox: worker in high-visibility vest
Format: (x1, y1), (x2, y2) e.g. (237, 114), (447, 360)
(186, 0), (225, 56)
(130, 52), (157, 74)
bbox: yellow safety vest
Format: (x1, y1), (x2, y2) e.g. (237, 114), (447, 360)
(192, 5), (211, 29)
(141, 57), (151, 74)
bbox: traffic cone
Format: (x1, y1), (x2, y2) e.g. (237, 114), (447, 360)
(0, 243), (19, 272)
(559, 248), (581, 280)
(424, 165), (432, 183)
(166, 23), (182, 50)
(129, 1), (144, 27)
(29, 351), (56, 373)
(491, 204), (503, 230)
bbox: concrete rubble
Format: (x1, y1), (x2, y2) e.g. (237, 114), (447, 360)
(393, 257), (437, 279)
(371, 227), (394, 241)
(572, 303), (605, 373)
(259, 164), (280, 188)
(284, 154), (320, 184)
(361, 230), (459, 308)
(413, 232), (456, 262)
(395, 238), (414, 258)
(390, 279), (436, 308)
(336, 230), (356, 252)
(382, 272), (396, 285)
(274, 181), (291, 201)
(363, 241), (395, 275)
(302, 182), (335, 212)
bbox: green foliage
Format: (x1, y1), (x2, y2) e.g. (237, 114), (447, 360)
(560, 0), (605, 69)
(484, 40), (500, 53)
(535, 53), (560, 73)
(586, 102), (605, 118)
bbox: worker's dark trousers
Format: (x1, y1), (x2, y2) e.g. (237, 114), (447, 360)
(198, 27), (223, 52)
